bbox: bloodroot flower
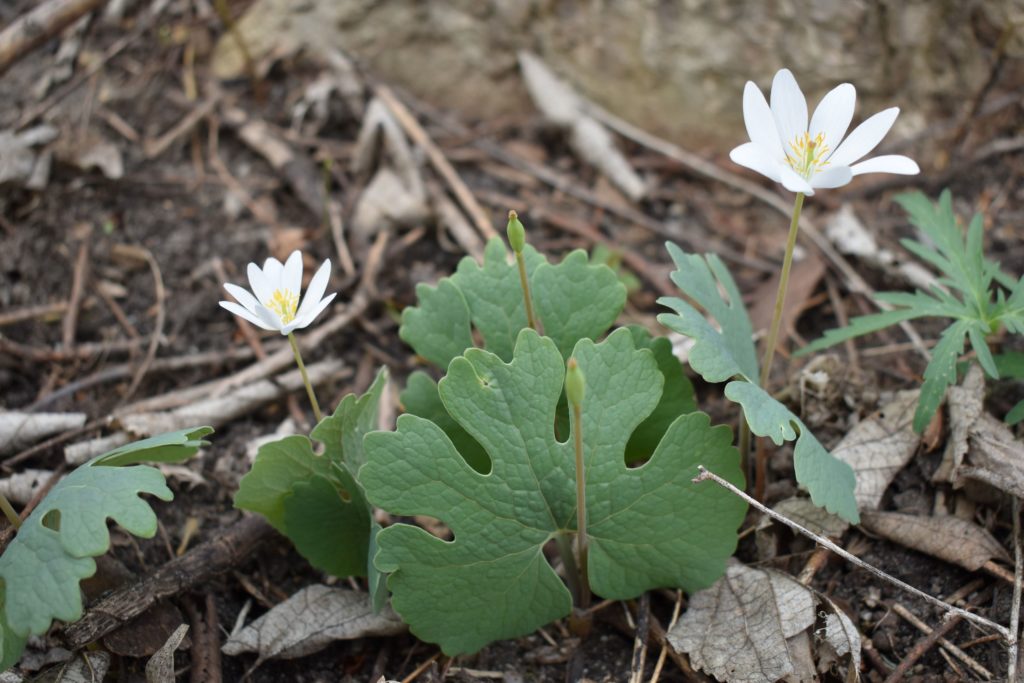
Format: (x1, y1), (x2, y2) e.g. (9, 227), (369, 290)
(729, 68), (919, 195)
(220, 251), (335, 335)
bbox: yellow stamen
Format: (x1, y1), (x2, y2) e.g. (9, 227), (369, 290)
(266, 288), (299, 323)
(784, 131), (830, 178)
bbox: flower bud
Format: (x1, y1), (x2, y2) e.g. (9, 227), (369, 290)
(565, 358), (585, 408)
(506, 210), (526, 253)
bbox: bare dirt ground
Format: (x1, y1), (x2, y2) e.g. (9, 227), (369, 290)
(1, 1), (1023, 681)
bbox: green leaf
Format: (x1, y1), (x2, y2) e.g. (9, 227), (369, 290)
(1006, 399), (1024, 426)
(235, 371), (387, 584)
(724, 382), (858, 523)
(400, 371), (489, 473)
(0, 608), (26, 673)
(362, 328), (745, 655)
(624, 326), (697, 462)
(796, 307), (933, 357)
(915, 321), (970, 433)
(656, 243), (758, 383)
(994, 352), (1024, 379)
(0, 428), (210, 641)
(400, 237), (625, 368)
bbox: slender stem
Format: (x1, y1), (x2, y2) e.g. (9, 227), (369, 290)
(759, 192), (805, 388)
(515, 251), (540, 332)
(287, 332), (322, 423)
(0, 493), (20, 529)
(572, 401), (591, 609)
(555, 533), (582, 605)
(737, 418), (751, 485)
(694, 465), (1011, 640)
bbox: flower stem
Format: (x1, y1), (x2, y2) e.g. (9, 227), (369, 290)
(754, 192), (804, 502)
(572, 399), (591, 610)
(515, 250), (540, 333)
(759, 192), (805, 388)
(288, 332), (322, 423)
(0, 493), (20, 530)
(556, 533), (582, 605)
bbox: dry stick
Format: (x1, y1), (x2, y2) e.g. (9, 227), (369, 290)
(0, 302), (68, 328)
(1009, 496), (1022, 682)
(399, 652), (441, 683)
(883, 612), (963, 683)
(648, 591), (682, 683)
(582, 101), (931, 361)
(374, 85), (498, 244)
(62, 243), (90, 350)
(120, 246), (165, 403)
(693, 466), (1010, 640)
(0, 0), (107, 76)
(890, 603), (993, 680)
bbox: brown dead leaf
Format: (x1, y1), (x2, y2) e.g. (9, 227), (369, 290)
(831, 390), (921, 512)
(961, 413), (1024, 498)
(860, 511), (1009, 571)
(934, 364), (985, 483)
(748, 251), (825, 338)
(668, 561), (859, 683)
(144, 624), (188, 683)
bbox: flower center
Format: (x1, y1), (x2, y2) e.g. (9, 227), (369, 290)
(266, 288), (299, 323)
(785, 132), (830, 178)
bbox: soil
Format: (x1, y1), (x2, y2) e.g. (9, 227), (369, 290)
(1, 2), (1023, 682)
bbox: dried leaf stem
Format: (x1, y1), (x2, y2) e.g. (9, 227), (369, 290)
(693, 465), (1010, 640)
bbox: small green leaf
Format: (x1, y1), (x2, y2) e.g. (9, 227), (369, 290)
(915, 321), (970, 433)
(0, 428), (211, 640)
(235, 372), (387, 586)
(362, 329), (744, 655)
(994, 352), (1024, 379)
(1006, 399), (1024, 426)
(656, 243), (758, 383)
(400, 237), (625, 368)
(725, 382), (859, 523)
(0, 607), (26, 672)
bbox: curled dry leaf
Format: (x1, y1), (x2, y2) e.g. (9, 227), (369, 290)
(831, 390), (921, 512)
(518, 52), (646, 202)
(221, 586), (405, 662)
(934, 364), (985, 483)
(144, 623), (188, 683)
(668, 561), (860, 683)
(36, 651), (110, 683)
(860, 511), (1009, 572)
(0, 411), (86, 455)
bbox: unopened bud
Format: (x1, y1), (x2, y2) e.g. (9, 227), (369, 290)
(565, 358), (585, 407)
(507, 210), (526, 253)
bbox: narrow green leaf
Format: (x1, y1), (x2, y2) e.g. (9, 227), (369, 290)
(724, 381), (859, 523)
(797, 307), (932, 357)
(93, 426), (212, 466)
(915, 320), (970, 433)
(1006, 399), (1024, 426)
(994, 352), (1024, 379)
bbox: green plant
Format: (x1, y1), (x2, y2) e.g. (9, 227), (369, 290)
(800, 190), (1024, 431)
(657, 244), (859, 523)
(0, 427), (212, 669)
(359, 215), (743, 654)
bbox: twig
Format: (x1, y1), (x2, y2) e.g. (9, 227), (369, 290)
(0, 0), (107, 76)
(883, 611), (962, 683)
(648, 590), (682, 683)
(119, 246), (165, 403)
(0, 302), (68, 327)
(63, 515), (274, 649)
(62, 242), (90, 350)
(0, 335), (152, 362)
(890, 602), (992, 680)
(629, 593), (650, 683)
(1009, 496), (1022, 681)
(375, 85), (498, 244)
(693, 466), (1010, 640)
(399, 652), (441, 683)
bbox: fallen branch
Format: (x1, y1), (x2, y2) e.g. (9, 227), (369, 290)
(0, 0), (107, 76)
(64, 515), (274, 649)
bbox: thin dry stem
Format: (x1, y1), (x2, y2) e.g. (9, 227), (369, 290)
(1009, 496), (1022, 681)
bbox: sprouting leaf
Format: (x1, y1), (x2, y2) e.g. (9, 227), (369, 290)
(1007, 400), (1024, 426)
(234, 371), (387, 584)
(222, 586), (405, 662)
(657, 243), (857, 523)
(725, 382), (858, 523)
(361, 329), (745, 655)
(400, 237), (626, 368)
(800, 191), (1023, 433)
(657, 243), (758, 383)
(0, 427), (211, 667)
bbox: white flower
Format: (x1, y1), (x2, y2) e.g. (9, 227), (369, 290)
(729, 69), (919, 195)
(220, 251), (336, 334)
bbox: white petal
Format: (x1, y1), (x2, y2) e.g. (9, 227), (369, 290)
(219, 301), (276, 330)
(809, 165), (853, 189)
(282, 250), (303, 298)
(850, 155), (920, 176)
(809, 83), (855, 153)
(828, 107), (899, 167)
(297, 259), (331, 320)
(280, 320), (304, 335)
(247, 262), (274, 304)
(262, 257), (284, 288)
(742, 82), (784, 161)
(770, 69), (808, 148)
(223, 283), (261, 313)
(254, 304), (286, 332)
(729, 142), (783, 182)
(295, 292), (336, 329)
(779, 166), (814, 195)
